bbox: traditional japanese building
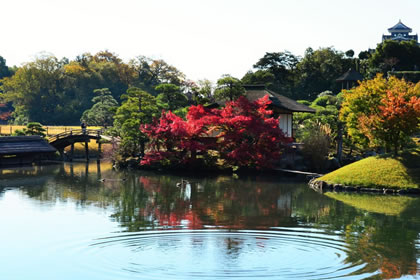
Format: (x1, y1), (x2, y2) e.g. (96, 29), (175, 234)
(208, 85), (315, 139)
(0, 136), (56, 166)
(336, 68), (364, 90)
(382, 20), (418, 43)
(242, 85), (315, 138)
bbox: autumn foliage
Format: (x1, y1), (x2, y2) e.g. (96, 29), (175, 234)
(358, 91), (420, 155)
(140, 96), (292, 169)
(340, 74), (420, 154)
(0, 103), (12, 121)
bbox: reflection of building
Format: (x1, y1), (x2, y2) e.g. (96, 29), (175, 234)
(382, 20), (418, 43)
(243, 85), (315, 138)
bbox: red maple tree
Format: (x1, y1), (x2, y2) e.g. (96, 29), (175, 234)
(140, 96), (292, 169)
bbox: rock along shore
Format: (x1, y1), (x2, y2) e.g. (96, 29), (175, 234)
(308, 178), (420, 195)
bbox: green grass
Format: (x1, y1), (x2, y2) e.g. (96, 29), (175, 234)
(325, 192), (417, 216)
(318, 147), (420, 189)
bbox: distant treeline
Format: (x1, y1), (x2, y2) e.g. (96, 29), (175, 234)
(0, 40), (419, 125)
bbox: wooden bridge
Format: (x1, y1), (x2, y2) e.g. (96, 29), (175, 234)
(0, 129), (117, 166)
(48, 129), (106, 162)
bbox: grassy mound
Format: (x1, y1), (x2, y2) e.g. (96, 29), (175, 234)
(318, 148), (420, 189)
(325, 192), (417, 215)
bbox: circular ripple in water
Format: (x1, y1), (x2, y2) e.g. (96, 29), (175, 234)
(81, 229), (375, 280)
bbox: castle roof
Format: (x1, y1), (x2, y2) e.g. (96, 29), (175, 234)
(388, 20), (412, 33)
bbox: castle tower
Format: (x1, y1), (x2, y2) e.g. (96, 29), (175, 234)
(382, 20), (418, 43)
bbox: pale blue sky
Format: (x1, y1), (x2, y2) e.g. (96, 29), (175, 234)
(1, 0), (419, 82)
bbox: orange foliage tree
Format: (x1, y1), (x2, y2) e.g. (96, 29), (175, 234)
(340, 74), (420, 154)
(358, 91), (420, 155)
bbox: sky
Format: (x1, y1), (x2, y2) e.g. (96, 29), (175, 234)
(1, 0), (419, 82)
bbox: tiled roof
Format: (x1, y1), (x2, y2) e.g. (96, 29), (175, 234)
(0, 136), (56, 155)
(388, 20), (412, 32)
(243, 85), (316, 113)
(336, 69), (364, 82)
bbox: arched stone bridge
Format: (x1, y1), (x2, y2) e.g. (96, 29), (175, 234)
(48, 129), (106, 161)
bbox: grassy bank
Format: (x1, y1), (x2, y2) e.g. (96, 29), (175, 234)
(317, 148), (420, 189)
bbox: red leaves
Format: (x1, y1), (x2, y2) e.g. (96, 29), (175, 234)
(0, 111), (11, 121)
(140, 95), (293, 169)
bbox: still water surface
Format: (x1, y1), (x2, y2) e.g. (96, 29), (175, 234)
(1, 162), (420, 279)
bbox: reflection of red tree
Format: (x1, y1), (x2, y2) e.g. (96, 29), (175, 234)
(143, 208), (203, 229)
(380, 258), (417, 279)
(138, 176), (293, 230)
(140, 177), (161, 193)
(139, 176), (203, 229)
(184, 210), (203, 229)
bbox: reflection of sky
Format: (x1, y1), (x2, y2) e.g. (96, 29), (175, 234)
(0, 189), (119, 280)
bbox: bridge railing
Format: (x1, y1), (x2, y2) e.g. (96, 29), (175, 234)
(48, 129), (103, 143)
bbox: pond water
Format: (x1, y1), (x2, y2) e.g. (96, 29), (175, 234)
(1, 162), (420, 279)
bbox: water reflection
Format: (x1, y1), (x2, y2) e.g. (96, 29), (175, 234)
(1, 162), (420, 279)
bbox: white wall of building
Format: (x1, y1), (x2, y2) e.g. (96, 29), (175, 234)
(279, 114), (292, 138)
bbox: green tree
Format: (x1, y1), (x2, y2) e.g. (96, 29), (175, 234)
(183, 79), (215, 105)
(0, 51), (135, 125)
(130, 56), (186, 94)
(296, 47), (353, 100)
(81, 88), (119, 127)
(294, 91), (343, 161)
(113, 87), (159, 157)
(214, 75), (245, 102)
(369, 40), (420, 75)
(241, 70), (275, 88)
(0, 56), (12, 80)
(345, 49), (355, 58)
(196, 79), (214, 104)
(155, 83), (188, 111)
(68, 51), (133, 107)
(253, 51), (299, 74)
(246, 51), (299, 98)
(0, 54), (67, 124)
(0, 56), (13, 122)
(13, 122), (46, 138)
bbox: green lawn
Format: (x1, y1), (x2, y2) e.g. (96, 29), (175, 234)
(318, 148), (420, 189)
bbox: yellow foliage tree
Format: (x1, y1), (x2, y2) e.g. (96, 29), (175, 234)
(340, 74), (420, 150)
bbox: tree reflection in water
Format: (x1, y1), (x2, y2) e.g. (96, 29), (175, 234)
(2, 162), (420, 279)
(113, 175), (301, 231)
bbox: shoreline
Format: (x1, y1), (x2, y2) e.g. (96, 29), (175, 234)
(308, 178), (420, 195)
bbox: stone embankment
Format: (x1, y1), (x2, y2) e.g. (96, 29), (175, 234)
(309, 178), (420, 195)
